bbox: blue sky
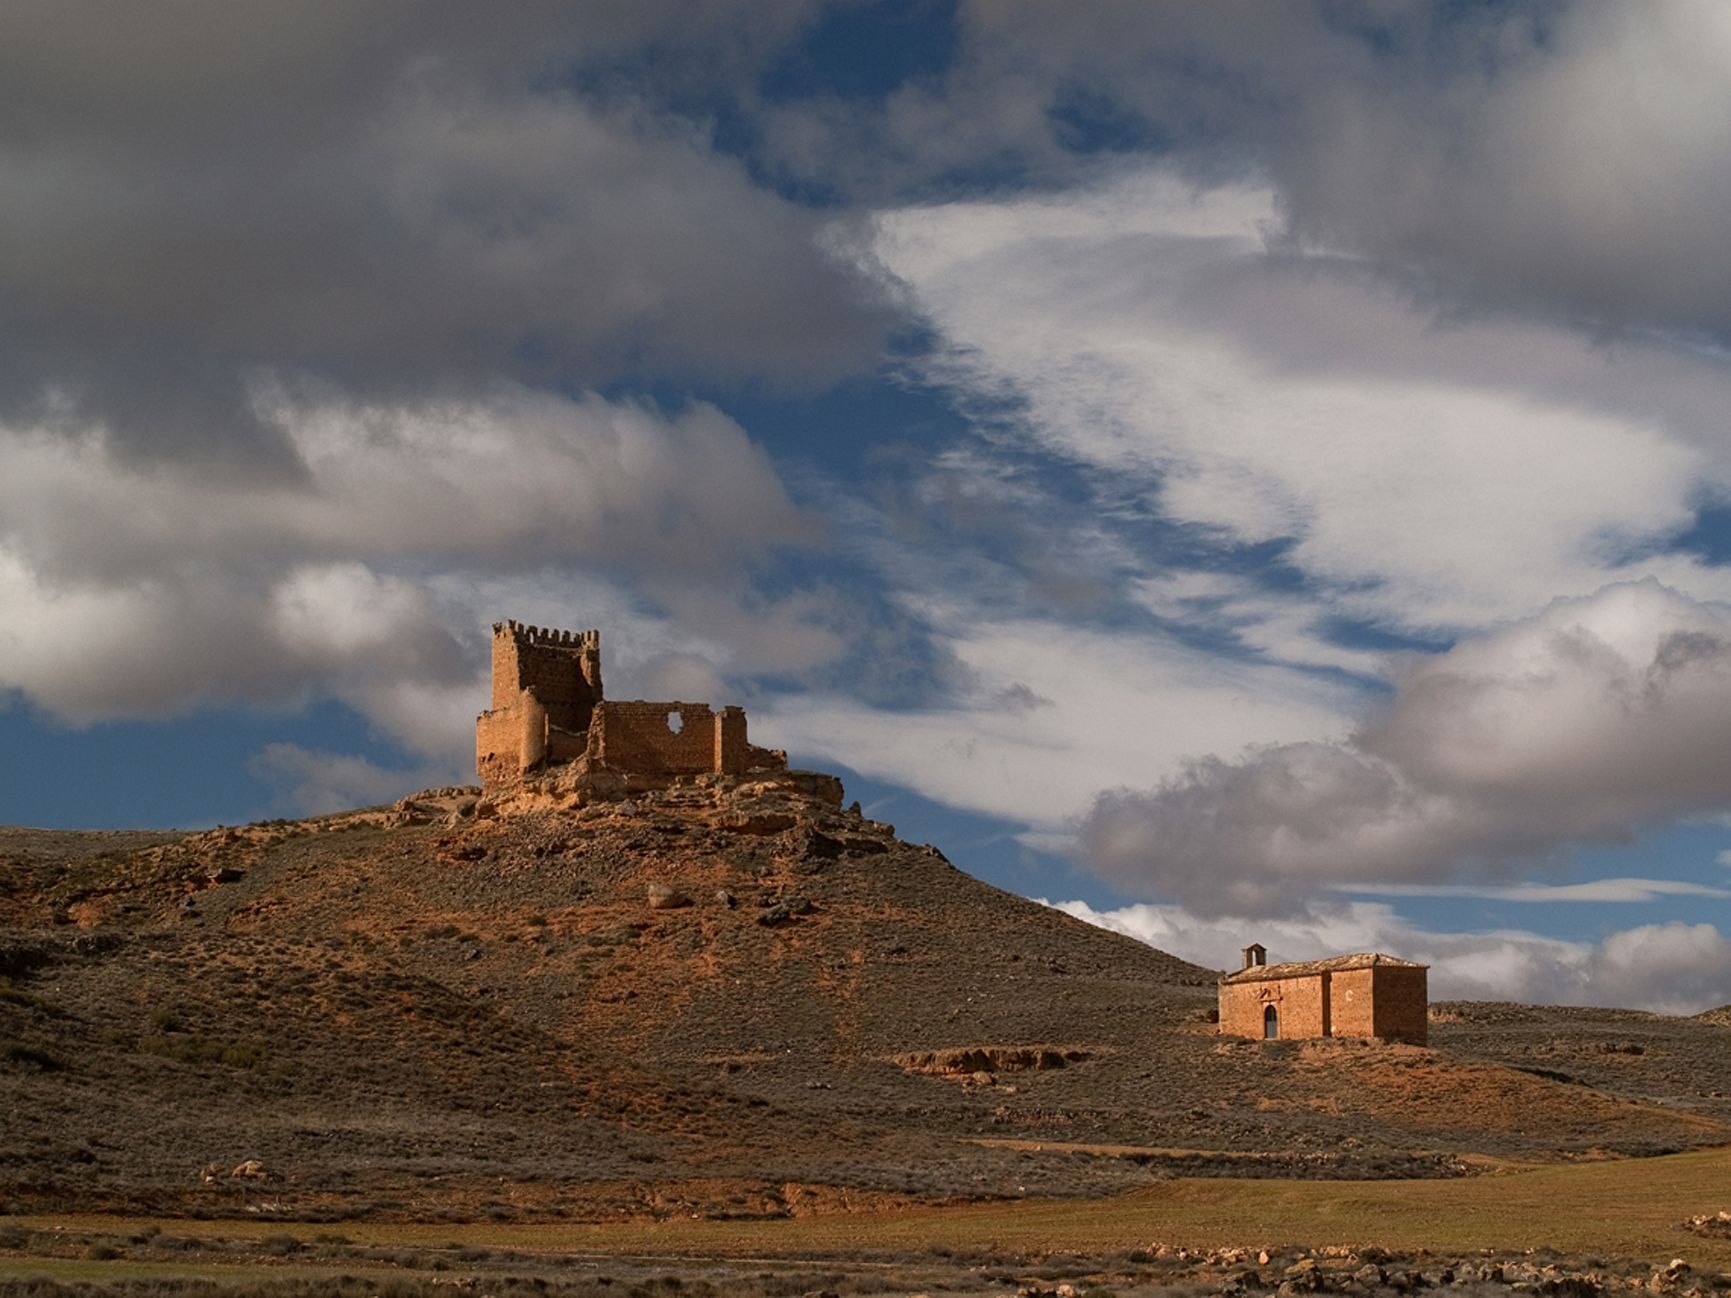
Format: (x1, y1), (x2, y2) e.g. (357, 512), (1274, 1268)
(3, 1), (1731, 1011)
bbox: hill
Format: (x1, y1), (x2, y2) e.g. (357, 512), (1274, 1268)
(3, 769), (1731, 1223)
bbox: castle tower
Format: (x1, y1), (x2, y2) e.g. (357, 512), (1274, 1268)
(488, 620), (602, 733)
(475, 618), (786, 792)
(476, 621), (603, 788)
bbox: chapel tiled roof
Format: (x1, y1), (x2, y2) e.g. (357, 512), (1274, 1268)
(1219, 952), (1427, 985)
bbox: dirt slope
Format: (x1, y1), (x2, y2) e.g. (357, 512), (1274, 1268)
(3, 774), (1729, 1221)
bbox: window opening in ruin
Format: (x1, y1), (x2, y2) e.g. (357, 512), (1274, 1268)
(666, 709), (684, 734)
(1263, 1004), (1279, 1040)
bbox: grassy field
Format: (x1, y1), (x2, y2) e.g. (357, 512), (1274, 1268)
(9, 1145), (1731, 1273)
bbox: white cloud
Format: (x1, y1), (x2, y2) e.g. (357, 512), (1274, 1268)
(1048, 896), (1731, 1015)
(1076, 580), (1731, 914)
(1130, 570), (1388, 679)
(0, 3), (884, 465)
(765, 612), (1355, 828)
(248, 743), (463, 817)
(1339, 877), (1731, 904)
(784, 2), (1731, 343)
(868, 168), (1731, 639)
(0, 388), (832, 752)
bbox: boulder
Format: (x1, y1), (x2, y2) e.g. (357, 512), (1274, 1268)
(646, 883), (691, 910)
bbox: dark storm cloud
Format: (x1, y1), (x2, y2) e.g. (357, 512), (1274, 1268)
(764, 1), (1731, 344)
(0, 1), (891, 463)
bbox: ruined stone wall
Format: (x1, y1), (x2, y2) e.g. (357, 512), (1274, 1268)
(476, 690), (547, 789)
(586, 701), (765, 777)
(491, 622), (601, 734)
(476, 621), (780, 788)
(1372, 966), (1428, 1045)
(1328, 968), (1378, 1039)
(1219, 973), (1329, 1040)
(716, 706), (748, 774)
(590, 701), (731, 775)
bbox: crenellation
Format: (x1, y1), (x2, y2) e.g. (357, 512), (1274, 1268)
(475, 620), (784, 792)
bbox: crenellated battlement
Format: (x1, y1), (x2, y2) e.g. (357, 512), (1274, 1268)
(493, 620), (600, 651)
(475, 619), (784, 793)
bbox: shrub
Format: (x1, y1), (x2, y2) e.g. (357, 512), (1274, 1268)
(2, 1041), (65, 1071)
(0, 979), (63, 1016)
(137, 1034), (265, 1069)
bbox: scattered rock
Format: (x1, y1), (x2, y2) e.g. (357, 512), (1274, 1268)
(1684, 1211), (1731, 1238)
(784, 826), (845, 865)
(207, 866), (245, 884)
(646, 883), (691, 910)
(714, 889), (736, 908)
(718, 810), (797, 835)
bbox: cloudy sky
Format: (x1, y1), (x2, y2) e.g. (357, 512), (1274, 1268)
(5, 1), (1731, 1012)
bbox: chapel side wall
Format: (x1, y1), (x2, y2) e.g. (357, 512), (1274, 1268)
(1329, 967), (1378, 1039)
(1373, 966), (1429, 1045)
(593, 701), (725, 774)
(1218, 982), (1266, 1038)
(1280, 974), (1329, 1038)
(1218, 974), (1328, 1039)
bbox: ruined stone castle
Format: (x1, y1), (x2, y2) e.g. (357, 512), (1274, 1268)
(475, 621), (786, 792)
(1217, 944), (1429, 1046)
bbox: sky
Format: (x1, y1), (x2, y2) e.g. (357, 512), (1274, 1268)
(3, 1), (1731, 1012)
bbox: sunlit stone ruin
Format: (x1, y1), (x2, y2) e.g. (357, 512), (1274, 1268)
(1218, 943), (1429, 1046)
(476, 620), (788, 796)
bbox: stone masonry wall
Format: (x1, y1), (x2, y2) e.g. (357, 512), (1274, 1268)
(477, 623), (773, 788)
(491, 623), (600, 734)
(476, 690), (546, 788)
(1219, 973), (1328, 1040)
(1219, 964), (1428, 1044)
(591, 701), (727, 775)
(716, 705), (748, 774)
(1327, 967), (1378, 1039)
(1372, 966), (1429, 1045)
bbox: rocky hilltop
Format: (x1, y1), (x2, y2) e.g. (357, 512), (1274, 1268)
(3, 765), (1731, 1223)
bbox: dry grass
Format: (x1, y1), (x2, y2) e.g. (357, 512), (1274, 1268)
(11, 1144), (1731, 1267)
(5, 791), (1731, 1223)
